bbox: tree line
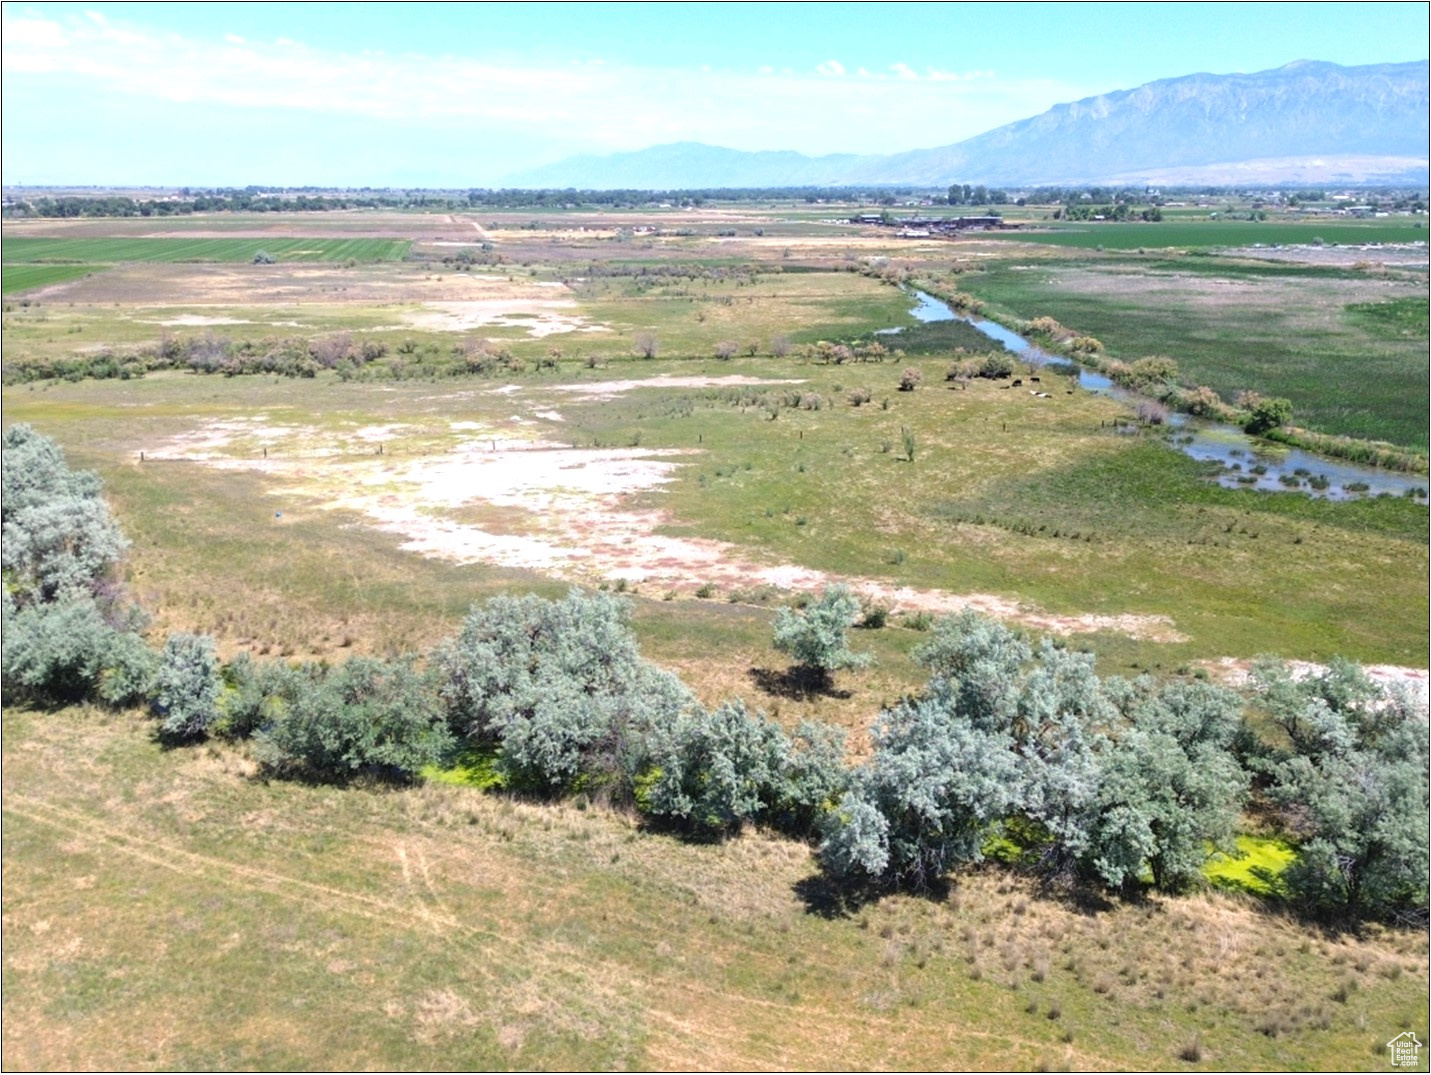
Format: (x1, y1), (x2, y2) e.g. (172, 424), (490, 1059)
(2, 426), (1425, 924)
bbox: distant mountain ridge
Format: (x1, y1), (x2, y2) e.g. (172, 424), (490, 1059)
(502, 60), (1429, 189)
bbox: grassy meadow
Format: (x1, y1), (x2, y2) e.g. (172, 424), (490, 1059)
(955, 255), (1430, 449)
(3, 202), (1428, 1070)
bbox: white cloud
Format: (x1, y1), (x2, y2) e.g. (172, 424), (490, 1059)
(0, 12), (1092, 161)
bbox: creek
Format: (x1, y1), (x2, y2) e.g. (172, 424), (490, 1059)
(898, 289), (1429, 503)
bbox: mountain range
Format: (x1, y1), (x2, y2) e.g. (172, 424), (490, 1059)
(502, 60), (1429, 189)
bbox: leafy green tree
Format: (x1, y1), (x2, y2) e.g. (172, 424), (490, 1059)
(1244, 396), (1293, 435)
(153, 633), (222, 740)
(435, 590), (691, 795)
(771, 585), (871, 691)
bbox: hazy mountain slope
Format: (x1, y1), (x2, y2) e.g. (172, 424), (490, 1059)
(503, 142), (872, 189)
(502, 60), (1428, 188)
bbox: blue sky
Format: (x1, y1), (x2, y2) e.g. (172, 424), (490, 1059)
(2, 2), (1427, 186)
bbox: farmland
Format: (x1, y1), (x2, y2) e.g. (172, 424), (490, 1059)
(956, 253), (1431, 449)
(3, 200), (1428, 1070)
(979, 217), (1427, 249)
(2, 236), (411, 263)
(1, 263), (99, 294)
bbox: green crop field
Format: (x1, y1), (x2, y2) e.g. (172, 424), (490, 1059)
(985, 218), (1429, 249)
(1, 263), (101, 293)
(2, 237), (411, 263)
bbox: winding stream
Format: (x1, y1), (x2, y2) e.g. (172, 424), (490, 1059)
(901, 289), (1428, 503)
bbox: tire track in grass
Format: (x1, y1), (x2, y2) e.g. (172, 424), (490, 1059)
(8, 792), (1120, 1069)
(6, 795), (465, 936)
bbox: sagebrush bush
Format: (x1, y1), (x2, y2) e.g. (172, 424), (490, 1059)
(772, 584), (871, 691)
(2, 593), (153, 705)
(435, 590), (691, 795)
(217, 652), (315, 740)
(153, 633), (222, 740)
(258, 657), (452, 780)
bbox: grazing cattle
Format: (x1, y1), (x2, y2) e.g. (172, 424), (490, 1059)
(1030, 376), (1040, 383)
(1012, 378), (1023, 387)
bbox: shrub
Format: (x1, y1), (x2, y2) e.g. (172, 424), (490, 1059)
(1245, 396), (1294, 436)
(1, 425), (126, 603)
(772, 584), (872, 691)
(820, 694), (1021, 888)
(898, 367), (922, 391)
(643, 700), (792, 838)
(2, 496), (129, 602)
(95, 629), (159, 708)
(1083, 677), (1248, 892)
(218, 652), (313, 740)
(1112, 355), (1179, 392)
(977, 352), (1014, 379)
(435, 590), (691, 796)
(1252, 657), (1429, 923)
(1182, 385), (1225, 418)
(258, 657), (453, 780)
(1136, 400), (1169, 425)
(1, 424), (102, 521)
(153, 633), (222, 740)
(2, 593), (154, 706)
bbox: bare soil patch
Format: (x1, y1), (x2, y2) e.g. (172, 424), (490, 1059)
(1219, 242), (1429, 268)
(145, 417), (1186, 642)
(546, 374), (806, 400)
(397, 298), (610, 337)
(1201, 655), (1428, 706)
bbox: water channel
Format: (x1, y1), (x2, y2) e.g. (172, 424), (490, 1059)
(899, 289), (1429, 502)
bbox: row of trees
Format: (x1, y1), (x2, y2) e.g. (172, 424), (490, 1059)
(2, 429), (1425, 922)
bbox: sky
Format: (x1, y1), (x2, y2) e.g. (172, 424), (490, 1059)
(2, 1), (1427, 187)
